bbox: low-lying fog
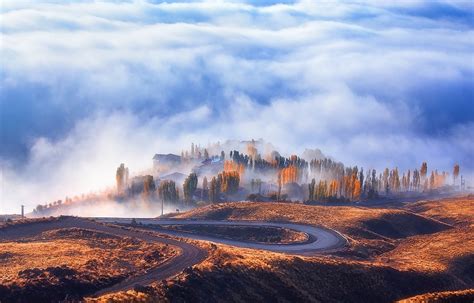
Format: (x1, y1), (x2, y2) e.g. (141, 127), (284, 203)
(30, 198), (191, 218)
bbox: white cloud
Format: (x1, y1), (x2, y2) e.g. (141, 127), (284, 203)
(1, 0), (473, 213)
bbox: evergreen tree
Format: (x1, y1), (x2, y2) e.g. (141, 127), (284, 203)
(143, 175), (156, 200)
(421, 162), (428, 180)
(308, 178), (316, 201)
(209, 177), (220, 203)
(453, 164), (460, 186)
(183, 173), (198, 204)
(202, 176), (208, 200)
(158, 180), (178, 203)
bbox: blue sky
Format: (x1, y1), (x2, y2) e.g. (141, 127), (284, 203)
(1, 0), (473, 212)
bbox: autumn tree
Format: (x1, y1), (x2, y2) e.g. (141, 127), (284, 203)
(219, 171), (240, 194)
(353, 178), (361, 200)
(390, 168), (400, 192)
(280, 166), (298, 184)
(328, 179), (338, 198)
(224, 160), (245, 177)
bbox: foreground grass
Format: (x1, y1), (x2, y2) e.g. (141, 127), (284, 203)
(87, 240), (455, 303)
(0, 227), (177, 302)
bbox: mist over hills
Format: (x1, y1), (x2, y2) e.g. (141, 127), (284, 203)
(28, 139), (465, 218)
(1, 0), (473, 214)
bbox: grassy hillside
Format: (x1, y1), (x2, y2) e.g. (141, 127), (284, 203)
(397, 288), (474, 302)
(87, 242), (457, 303)
(172, 201), (451, 258)
(406, 195), (474, 227)
(89, 195), (474, 303)
(173, 201), (450, 238)
(0, 227), (176, 302)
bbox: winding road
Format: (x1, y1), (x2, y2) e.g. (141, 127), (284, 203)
(0, 217), (207, 296)
(1, 216), (347, 296)
(96, 218), (347, 255)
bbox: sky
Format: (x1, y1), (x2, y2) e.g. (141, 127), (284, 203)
(1, 0), (473, 213)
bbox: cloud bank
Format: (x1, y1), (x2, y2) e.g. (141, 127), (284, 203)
(1, 0), (473, 213)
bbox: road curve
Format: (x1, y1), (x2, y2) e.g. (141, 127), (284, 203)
(95, 218), (348, 255)
(0, 217), (346, 297)
(91, 225), (207, 297)
(0, 217), (207, 296)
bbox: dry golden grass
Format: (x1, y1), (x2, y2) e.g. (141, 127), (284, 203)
(397, 288), (474, 302)
(173, 201), (398, 228)
(172, 201), (450, 258)
(377, 195), (474, 283)
(0, 227), (177, 302)
(173, 201), (448, 237)
(406, 195), (474, 226)
(15, 196), (474, 302)
(377, 225), (473, 273)
(88, 239), (455, 303)
(175, 197), (473, 280)
(0, 216), (60, 229)
(146, 195), (471, 302)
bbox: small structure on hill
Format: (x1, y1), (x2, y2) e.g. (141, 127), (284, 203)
(153, 154), (181, 166)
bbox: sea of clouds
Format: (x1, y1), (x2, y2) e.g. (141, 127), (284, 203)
(1, 0), (473, 213)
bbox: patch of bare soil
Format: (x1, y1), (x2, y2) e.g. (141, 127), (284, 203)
(157, 224), (309, 244)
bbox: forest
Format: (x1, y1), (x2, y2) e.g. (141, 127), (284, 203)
(33, 140), (463, 215)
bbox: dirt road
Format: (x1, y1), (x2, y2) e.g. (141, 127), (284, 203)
(96, 218), (348, 255)
(0, 217), (346, 296)
(0, 217), (208, 296)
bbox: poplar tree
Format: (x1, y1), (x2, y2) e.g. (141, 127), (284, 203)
(183, 173), (198, 204)
(453, 164), (460, 186)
